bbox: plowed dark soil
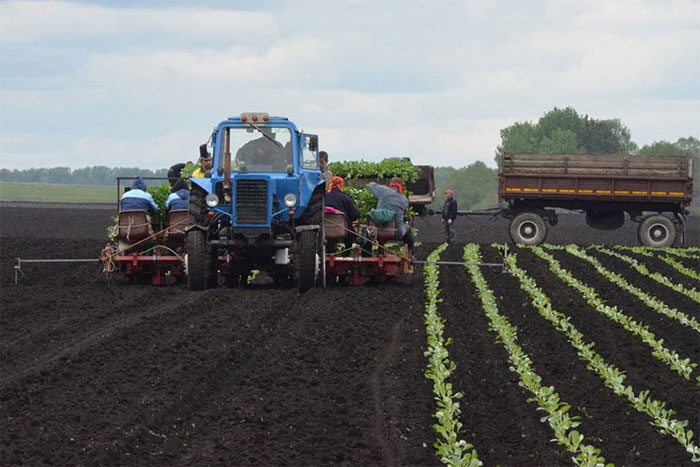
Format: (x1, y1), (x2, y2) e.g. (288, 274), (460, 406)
(1, 204), (698, 466)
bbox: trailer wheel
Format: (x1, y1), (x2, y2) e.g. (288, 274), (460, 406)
(297, 230), (319, 293)
(186, 230), (207, 290)
(638, 214), (677, 248)
(509, 212), (547, 245)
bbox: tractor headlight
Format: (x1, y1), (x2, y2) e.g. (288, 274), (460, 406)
(205, 193), (219, 208)
(283, 193), (297, 208)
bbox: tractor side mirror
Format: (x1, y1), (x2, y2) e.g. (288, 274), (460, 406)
(199, 144), (209, 158)
(308, 136), (318, 152)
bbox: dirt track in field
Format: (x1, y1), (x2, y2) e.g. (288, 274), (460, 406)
(1, 204), (698, 465)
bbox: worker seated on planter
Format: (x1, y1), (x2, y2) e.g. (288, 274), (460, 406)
(166, 179), (190, 211)
(115, 176), (159, 243)
(120, 176), (158, 215)
(325, 176), (359, 251)
(367, 177), (414, 254)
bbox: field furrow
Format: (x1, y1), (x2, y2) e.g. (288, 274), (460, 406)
(504, 246), (700, 463)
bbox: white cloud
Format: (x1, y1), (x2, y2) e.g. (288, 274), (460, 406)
(0, 1), (277, 44)
(0, 0), (697, 171)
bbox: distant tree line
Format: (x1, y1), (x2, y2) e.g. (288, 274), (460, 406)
(0, 166), (168, 186)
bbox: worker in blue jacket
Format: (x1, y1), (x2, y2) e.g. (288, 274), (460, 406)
(166, 179), (190, 211)
(120, 176), (158, 214)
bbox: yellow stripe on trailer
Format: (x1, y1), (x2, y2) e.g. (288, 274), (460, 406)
(614, 190), (630, 194)
(651, 191), (667, 195)
(595, 190), (611, 194)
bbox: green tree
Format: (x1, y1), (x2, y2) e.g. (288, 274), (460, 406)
(539, 128), (581, 154)
(431, 161), (498, 211)
(639, 136), (699, 209)
(497, 121), (538, 156)
(496, 106), (635, 158)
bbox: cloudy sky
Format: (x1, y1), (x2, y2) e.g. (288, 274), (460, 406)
(1, 0), (698, 171)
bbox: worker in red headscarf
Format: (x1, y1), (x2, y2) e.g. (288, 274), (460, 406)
(442, 189), (458, 243)
(325, 176), (359, 248)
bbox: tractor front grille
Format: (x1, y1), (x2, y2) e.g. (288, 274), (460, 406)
(235, 179), (268, 224)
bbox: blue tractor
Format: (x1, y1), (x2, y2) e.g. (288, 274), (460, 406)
(187, 112), (326, 292)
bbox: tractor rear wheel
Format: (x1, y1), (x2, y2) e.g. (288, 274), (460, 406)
(186, 230), (207, 290)
(296, 230), (319, 293)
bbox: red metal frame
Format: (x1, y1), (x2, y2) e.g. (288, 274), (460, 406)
(112, 254), (184, 285)
(326, 253), (402, 286)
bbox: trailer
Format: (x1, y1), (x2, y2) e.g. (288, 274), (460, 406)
(497, 152), (693, 247)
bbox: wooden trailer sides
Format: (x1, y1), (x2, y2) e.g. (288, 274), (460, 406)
(499, 153), (693, 205)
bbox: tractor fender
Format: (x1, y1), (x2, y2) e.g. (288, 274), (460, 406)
(185, 224), (207, 233)
(190, 177), (213, 194)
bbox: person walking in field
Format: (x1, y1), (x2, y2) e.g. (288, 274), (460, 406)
(442, 189), (458, 243)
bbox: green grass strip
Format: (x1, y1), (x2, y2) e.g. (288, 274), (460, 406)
(0, 181), (116, 203)
(463, 244), (608, 467)
(593, 246), (700, 305)
(501, 246), (700, 463)
(423, 243), (482, 466)
(529, 245), (698, 381)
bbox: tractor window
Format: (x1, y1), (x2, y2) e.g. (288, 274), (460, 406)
(300, 135), (318, 170)
(223, 127), (292, 173)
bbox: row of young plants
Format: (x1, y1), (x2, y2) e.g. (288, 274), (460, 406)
(422, 243), (481, 466)
(462, 244), (609, 467)
(554, 245), (700, 336)
(591, 246), (700, 305)
(528, 245), (698, 381)
(498, 245), (700, 463)
(612, 245), (700, 282)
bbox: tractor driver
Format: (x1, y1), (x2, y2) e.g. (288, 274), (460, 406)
(235, 127), (288, 170)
